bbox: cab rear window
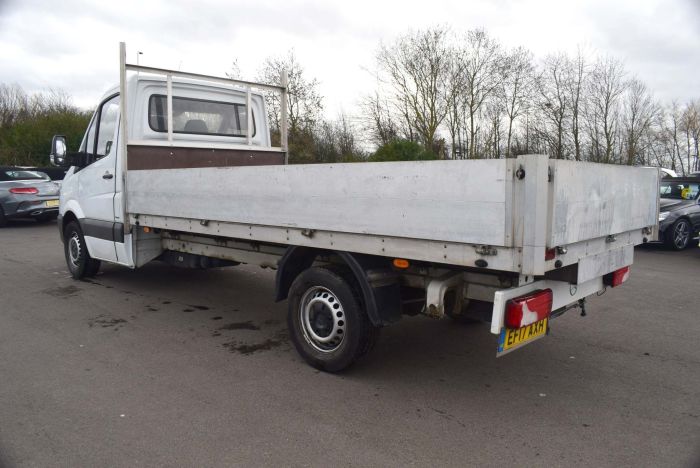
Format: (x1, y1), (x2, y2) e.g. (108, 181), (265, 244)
(148, 95), (256, 137)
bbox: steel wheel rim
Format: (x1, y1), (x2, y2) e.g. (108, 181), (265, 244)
(68, 232), (81, 268)
(299, 286), (346, 353)
(674, 221), (689, 248)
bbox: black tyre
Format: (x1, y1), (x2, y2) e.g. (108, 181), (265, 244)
(287, 266), (379, 372)
(0, 206), (7, 227)
(63, 221), (101, 279)
(665, 218), (691, 250)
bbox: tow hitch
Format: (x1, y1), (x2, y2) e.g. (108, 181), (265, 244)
(550, 297), (587, 320)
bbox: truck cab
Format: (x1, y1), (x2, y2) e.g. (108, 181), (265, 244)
(55, 75), (272, 268)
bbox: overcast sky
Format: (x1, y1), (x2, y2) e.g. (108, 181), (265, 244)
(0, 0), (698, 117)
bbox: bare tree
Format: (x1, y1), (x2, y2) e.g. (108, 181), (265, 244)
(622, 78), (658, 165)
(360, 91), (398, 147)
(0, 83), (28, 127)
(536, 53), (569, 159)
(661, 102), (686, 174)
(376, 27), (453, 154)
(257, 50), (323, 134)
(225, 58), (242, 80)
(483, 101), (504, 158)
(457, 29), (503, 159)
(587, 56), (627, 163)
(500, 46), (534, 158)
(565, 49), (588, 161)
(681, 101), (700, 172)
(444, 51), (467, 158)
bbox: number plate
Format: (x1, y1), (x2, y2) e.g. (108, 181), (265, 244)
(45, 199), (59, 208)
(497, 318), (548, 356)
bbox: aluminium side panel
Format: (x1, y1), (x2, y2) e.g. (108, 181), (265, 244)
(126, 159), (511, 246)
(548, 161), (659, 246)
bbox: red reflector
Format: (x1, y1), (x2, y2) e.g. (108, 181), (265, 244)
(545, 248), (556, 261)
(9, 187), (39, 194)
(505, 289), (553, 329)
(604, 266), (630, 288)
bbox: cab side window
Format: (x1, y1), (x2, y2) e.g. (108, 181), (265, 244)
(80, 115), (97, 155)
(95, 95), (120, 158)
(79, 94), (119, 164)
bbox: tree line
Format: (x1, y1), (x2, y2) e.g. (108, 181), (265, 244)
(258, 27), (699, 172)
(0, 84), (90, 166)
(2, 26), (698, 173)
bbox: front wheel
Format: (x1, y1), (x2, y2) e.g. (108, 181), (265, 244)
(665, 218), (691, 250)
(63, 221), (101, 279)
(287, 267), (379, 372)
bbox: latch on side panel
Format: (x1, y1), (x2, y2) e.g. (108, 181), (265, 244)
(475, 245), (498, 256)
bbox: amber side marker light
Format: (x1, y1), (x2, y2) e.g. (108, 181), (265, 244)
(393, 258), (410, 269)
(143, 226), (151, 233)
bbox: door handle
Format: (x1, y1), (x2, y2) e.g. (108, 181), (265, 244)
(102, 172), (113, 180)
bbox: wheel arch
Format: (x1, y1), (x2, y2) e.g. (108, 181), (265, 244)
(59, 210), (80, 242)
(275, 246), (402, 327)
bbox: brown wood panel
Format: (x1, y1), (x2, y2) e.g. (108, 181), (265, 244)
(127, 145), (285, 170)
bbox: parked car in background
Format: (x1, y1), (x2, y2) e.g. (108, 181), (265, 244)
(641, 167), (677, 179)
(659, 168), (678, 178)
(16, 166), (68, 184)
(0, 167), (61, 226)
(658, 178), (700, 249)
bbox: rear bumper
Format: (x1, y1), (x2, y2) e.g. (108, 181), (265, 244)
(6, 204), (59, 219)
(490, 276), (606, 335)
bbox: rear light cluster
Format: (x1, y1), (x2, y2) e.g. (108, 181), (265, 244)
(603, 266), (630, 288)
(9, 187), (39, 194)
(505, 289), (553, 329)
(545, 248), (556, 261)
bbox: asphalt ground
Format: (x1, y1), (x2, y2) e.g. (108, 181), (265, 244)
(0, 220), (699, 467)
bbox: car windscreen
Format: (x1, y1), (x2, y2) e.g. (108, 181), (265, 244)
(148, 95), (256, 137)
(659, 181), (700, 200)
(0, 170), (49, 181)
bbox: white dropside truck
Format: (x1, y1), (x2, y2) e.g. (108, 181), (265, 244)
(50, 44), (659, 372)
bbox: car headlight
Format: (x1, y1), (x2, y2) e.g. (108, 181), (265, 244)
(659, 212), (670, 222)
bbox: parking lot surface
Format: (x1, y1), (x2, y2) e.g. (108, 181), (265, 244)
(0, 221), (699, 467)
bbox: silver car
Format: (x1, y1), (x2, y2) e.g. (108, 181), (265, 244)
(0, 167), (61, 226)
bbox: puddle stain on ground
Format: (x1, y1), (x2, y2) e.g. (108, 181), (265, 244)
(211, 316), (223, 321)
(88, 315), (127, 330)
(221, 329), (288, 355)
(218, 321), (260, 331)
(187, 305), (210, 311)
(146, 306), (159, 312)
(42, 285), (81, 297)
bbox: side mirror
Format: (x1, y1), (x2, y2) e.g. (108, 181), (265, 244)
(50, 135), (68, 166)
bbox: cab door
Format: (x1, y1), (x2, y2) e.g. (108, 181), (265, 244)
(78, 94), (120, 262)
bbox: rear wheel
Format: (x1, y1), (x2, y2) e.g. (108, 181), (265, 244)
(63, 221), (101, 279)
(287, 266), (379, 372)
(0, 206), (6, 227)
(665, 218), (691, 250)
